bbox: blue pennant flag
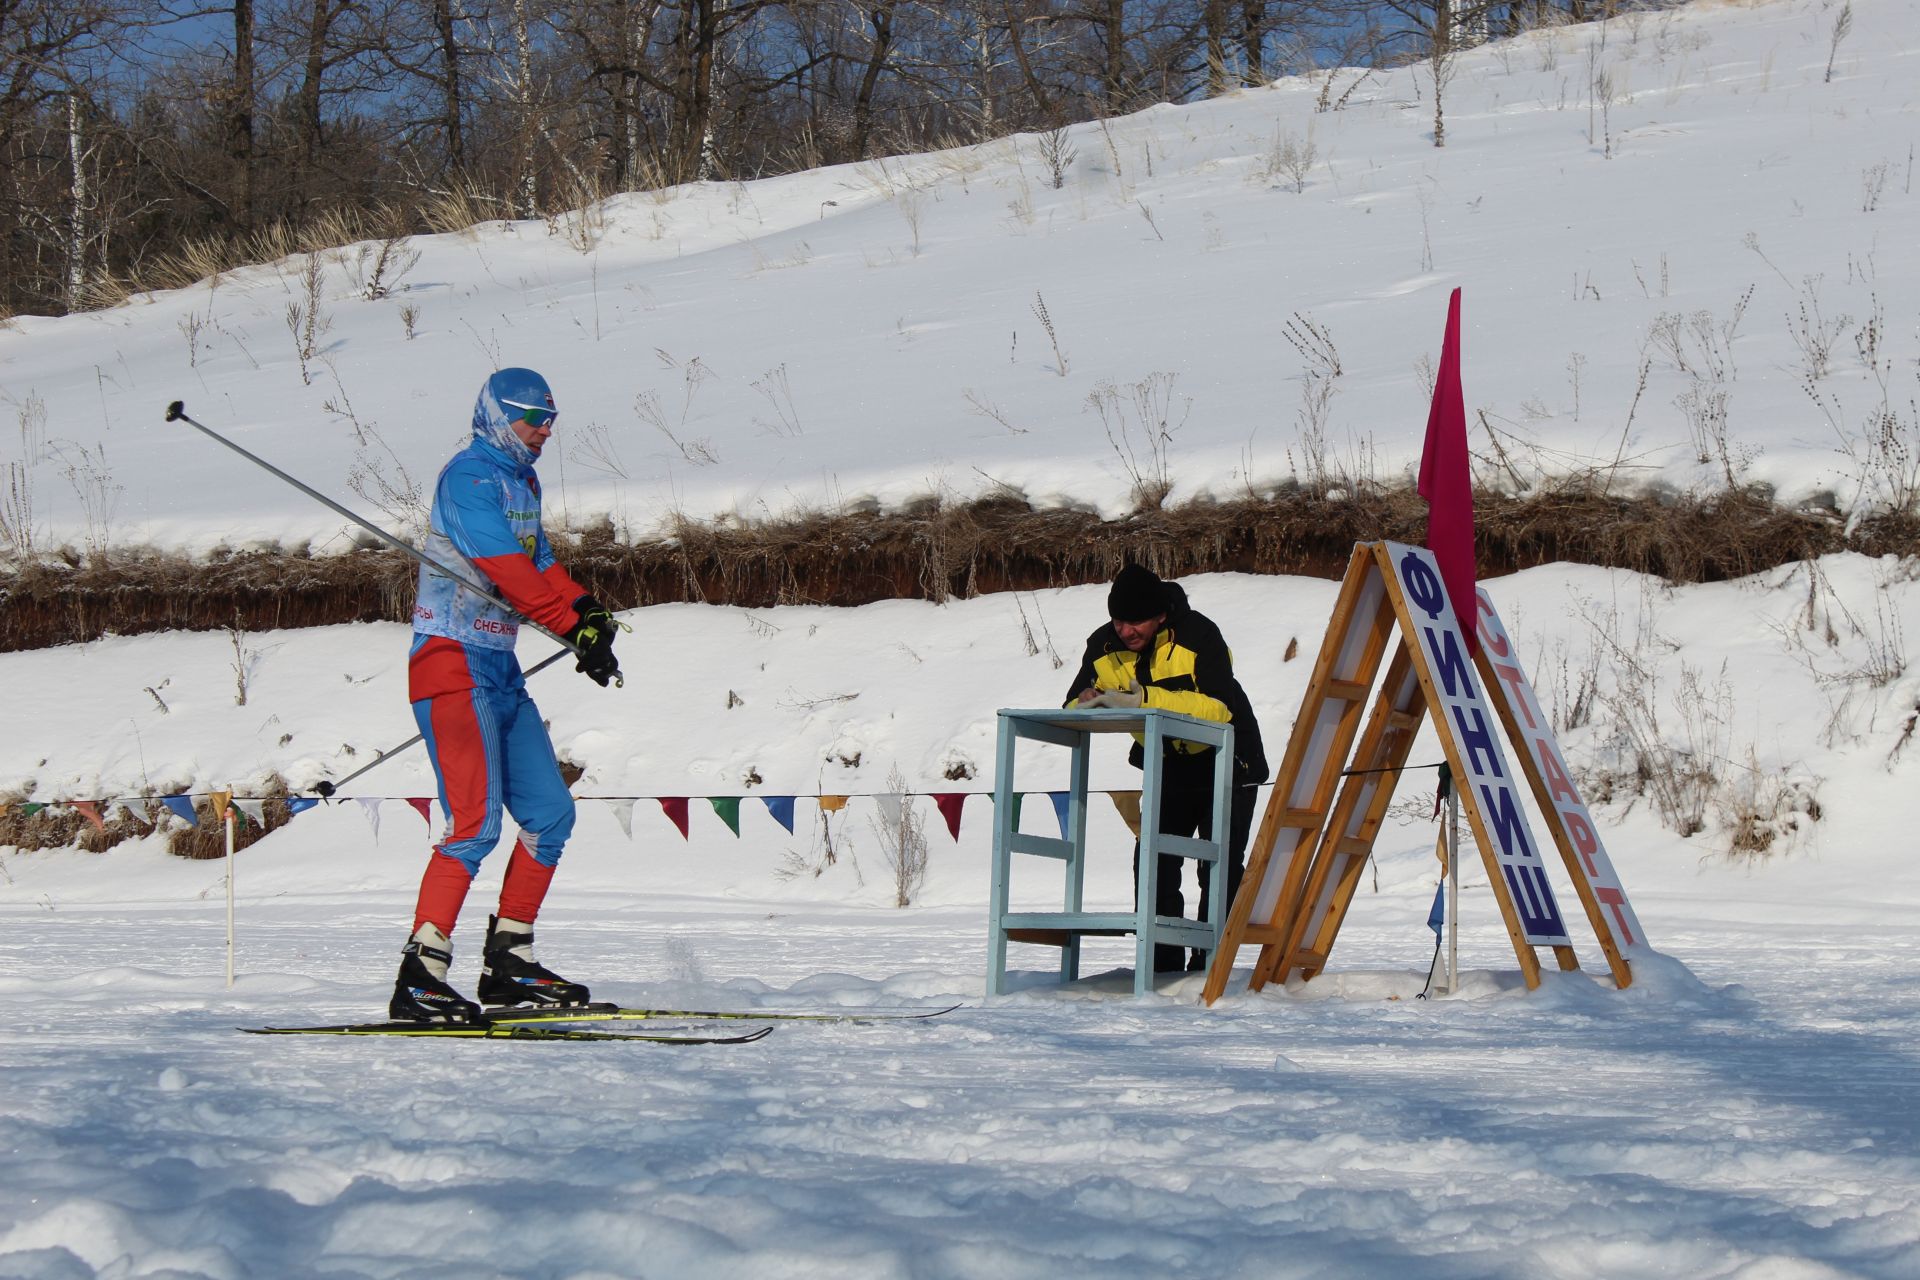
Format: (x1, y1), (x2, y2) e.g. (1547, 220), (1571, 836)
(286, 796), (320, 816)
(762, 795), (796, 834)
(1427, 883), (1446, 937)
(1048, 792), (1071, 839)
(160, 795), (199, 826)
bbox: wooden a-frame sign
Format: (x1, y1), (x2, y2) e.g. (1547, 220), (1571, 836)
(1201, 540), (1650, 1005)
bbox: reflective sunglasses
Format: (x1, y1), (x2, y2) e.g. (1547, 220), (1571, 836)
(502, 398), (557, 429)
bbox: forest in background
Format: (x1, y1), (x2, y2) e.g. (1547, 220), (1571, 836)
(7, 0), (1613, 318)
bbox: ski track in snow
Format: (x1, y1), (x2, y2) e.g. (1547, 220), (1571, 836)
(2, 895), (1918, 1279)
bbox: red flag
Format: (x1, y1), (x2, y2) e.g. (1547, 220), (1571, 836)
(657, 796), (690, 839)
(931, 793), (967, 841)
(1417, 287), (1476, 654)
(406, 797), (434, 826)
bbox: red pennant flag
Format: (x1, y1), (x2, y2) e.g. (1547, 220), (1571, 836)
(406, 797), (434, 826)
(72, 800), (107, 834)
(657, 796), (690, 839)
(1417, 287), (1477, 654)
(931, 793), (967, 841)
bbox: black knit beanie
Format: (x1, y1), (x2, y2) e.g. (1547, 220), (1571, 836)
(1108, 564), (1168, 623)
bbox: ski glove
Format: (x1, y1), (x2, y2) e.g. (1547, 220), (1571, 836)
(566, 595), (621, 687)
(1083, 681), (1144, 710)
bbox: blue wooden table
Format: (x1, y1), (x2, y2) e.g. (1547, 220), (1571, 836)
(986, 706), (1234, 997)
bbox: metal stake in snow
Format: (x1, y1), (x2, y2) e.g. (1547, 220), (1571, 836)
(224, 802), (237, 988)
(163, 400), (621, 796)
(1444, 761), (1460, 996)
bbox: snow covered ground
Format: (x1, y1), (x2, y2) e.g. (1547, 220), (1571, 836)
(4, 555), (1919, 1278)
(6, 0), (1920, 1272)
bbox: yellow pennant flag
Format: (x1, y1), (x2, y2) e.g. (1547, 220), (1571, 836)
(1108, 790), (1143, 838)
(817, 795), (849, 813)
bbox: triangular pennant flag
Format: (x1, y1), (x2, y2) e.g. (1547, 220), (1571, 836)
(210, 790), (233, 823)
(1417, 286), (1477, 655)
(875, 792), (904, 834)
(235, 799), (268, 828)
(606, 798), (635, 839)
(708, 796), (741, 836)
(72, 800), (107, 834)
(356, 796), (383, 839)
(817, 795), (849, 813)
(0, 801), (10, 816)
(1427, 882), (1447, 938)
(1003, 792), (1024, 831)
(1109, 790), (1143, 838)
(160, 795), (197, 826)
(406, 797), (434, 826)
(658, 797), (690, 839)
(932, 793), (967, 841)
(1049, 791), (1071, 839)
(19, 801), (45, 816)
(286, 796), (319, 816)
(762, 796), (796, 833)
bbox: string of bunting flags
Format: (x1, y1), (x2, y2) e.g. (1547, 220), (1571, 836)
(0, 790), (1181, 842)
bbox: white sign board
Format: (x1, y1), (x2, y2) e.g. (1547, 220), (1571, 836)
(1474, 589), (1649, 953)
(1383, 542), (1570, 947)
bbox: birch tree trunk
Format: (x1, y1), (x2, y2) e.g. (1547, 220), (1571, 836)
(513, 0), (538, 216)
(66, 94), (89, 313)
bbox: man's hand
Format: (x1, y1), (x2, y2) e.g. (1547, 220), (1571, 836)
(566, 595), (621, 687)
(1082, 681), (1144, 710)
(568, 595), (616, 643)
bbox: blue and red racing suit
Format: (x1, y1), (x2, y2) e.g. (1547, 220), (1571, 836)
(406, 383), (589, 937)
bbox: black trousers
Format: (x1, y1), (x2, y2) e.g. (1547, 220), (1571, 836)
(1132, 776), (1260, 972)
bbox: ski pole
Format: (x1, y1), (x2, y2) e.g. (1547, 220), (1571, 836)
(163, 400), (626, 790)
(164, 401), (601, 657)
(311, 647), (573, 797)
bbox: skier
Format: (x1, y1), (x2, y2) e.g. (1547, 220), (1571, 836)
(390, 367), (621, 1022)
(1066, 564), (1268, 973)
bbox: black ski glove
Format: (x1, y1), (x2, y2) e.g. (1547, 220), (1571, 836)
(566, 595), (621, 687)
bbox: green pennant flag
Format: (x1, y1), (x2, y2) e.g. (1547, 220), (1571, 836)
(992, 791), (1023, 831)
(708, 796), (741, 837)
(19, 802), (45, 816)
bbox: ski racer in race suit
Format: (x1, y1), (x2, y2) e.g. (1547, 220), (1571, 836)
(389, 367), (622, 1023)
(1066, 563), (1268, 975)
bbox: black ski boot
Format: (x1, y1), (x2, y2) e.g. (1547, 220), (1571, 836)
(477, 915), (591, 1008)
(388, 925), (484, 1023)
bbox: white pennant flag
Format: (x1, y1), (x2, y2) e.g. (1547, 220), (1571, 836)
(356, 796), (384, 841)
(234, 799), (268, 828)
(875, 792), (904, 835)
(606, 798), (635, 839)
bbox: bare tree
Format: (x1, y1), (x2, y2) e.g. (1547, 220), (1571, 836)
(849, 0), (897, 158)
(230, 0), (258, 228)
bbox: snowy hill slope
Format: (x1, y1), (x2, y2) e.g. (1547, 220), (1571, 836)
(2, 0), (1918, 559)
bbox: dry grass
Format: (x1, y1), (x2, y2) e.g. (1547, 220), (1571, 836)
(1, 488), (1911, 654)
(0, 777), (306, 856)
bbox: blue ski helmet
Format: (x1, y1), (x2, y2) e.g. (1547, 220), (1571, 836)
(473, 367), (557, 464)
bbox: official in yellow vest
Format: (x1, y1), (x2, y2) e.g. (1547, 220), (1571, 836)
(1066, 564), (1268, 973)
